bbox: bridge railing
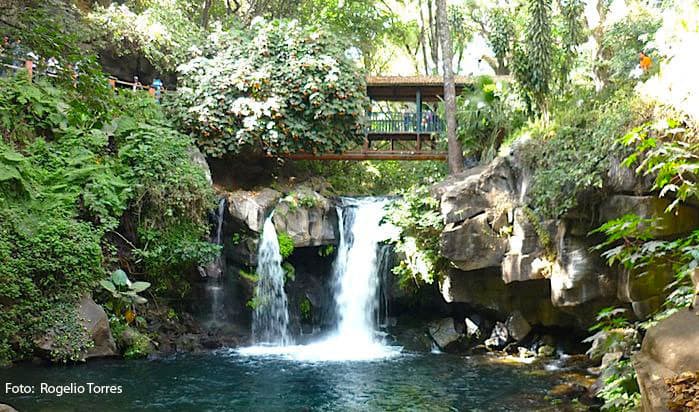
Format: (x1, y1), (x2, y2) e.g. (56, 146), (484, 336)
(367, 111), (444, 134)
(0, 54), (167, 101)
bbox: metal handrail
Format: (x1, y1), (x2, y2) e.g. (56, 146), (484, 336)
(367, 111), (444, 134)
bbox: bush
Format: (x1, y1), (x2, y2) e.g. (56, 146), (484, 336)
(0, 64), (215, 362)
(385, 185), (447, 289)
(0, 208), (104, 364)
(519, 87), (650, 218)
(169, 18), (369, 157)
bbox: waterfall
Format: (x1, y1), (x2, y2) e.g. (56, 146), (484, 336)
(200, 197), (226, 327)
(331, 199), (394, 348)
(239, 197), (400, 361)
(252, 215), (291, 346)
(200, 197), (226, 279)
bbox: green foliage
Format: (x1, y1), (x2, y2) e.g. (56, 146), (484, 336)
(385, 185), (447, 289)
(589, 111), (699, 411)
(41, 303), (95, 363)
(0, 208), (104, 364)
(596, 10), (661, 86)
(296, 0), (398, 70)
(169, 19), (369, 158)
(282, 262), (296, 283)
(517, 0), (554, 114)
(0, 44), (215, 362)
(294, 160), (447, 195)
(99, 269), (151, 316)
(597, 359), (641, 411)
(620, 118), (696, 211)
(300, 297), (312, 322)
(318, 244), (335, 257)
(123, 331), (152, 359)
(520, 87), (647, 218)
(457, 76), (525, 161)
(239, 269), (260, 283)
(88, 2), (206, 72)
(133, 224), (220, 295)
(277, 232), (295, 260)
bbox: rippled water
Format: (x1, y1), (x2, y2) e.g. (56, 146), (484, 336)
(0, 351), (558, 411)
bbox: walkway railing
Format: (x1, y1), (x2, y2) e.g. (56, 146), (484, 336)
(367, 111), (444, 134)
(0, 55), (167, 101)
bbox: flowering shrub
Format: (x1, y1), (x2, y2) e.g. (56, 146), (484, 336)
(169, 19), (369, 158)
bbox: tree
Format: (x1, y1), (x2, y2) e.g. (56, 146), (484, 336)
(436, 0), (463, 174)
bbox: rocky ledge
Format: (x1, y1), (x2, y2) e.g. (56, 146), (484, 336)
(432, 150), (699, 330)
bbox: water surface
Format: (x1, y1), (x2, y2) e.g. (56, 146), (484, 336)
(0, 351), (557, 411)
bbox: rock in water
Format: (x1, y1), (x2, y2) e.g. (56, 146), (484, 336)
(78, 295), (117, 358)
(464, 317), (481, 339)
(428, 318), (463, 350)
(485, 322), (510, 349)
(0, 404), (18, 412)
(505, 311), (532, 342)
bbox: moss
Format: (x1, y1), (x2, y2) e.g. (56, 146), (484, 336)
(277, 232), (295, 259)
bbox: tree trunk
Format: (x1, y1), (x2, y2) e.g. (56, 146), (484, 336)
(427, 0), (440, 74)
(201, 0), (213, 28)
(436, 0), (463, 174)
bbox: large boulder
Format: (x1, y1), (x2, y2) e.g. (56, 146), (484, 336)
(505, 311), (532, 342)
(78, 296), (118, 358)
(0, 404), (18, 412)
(36, 296), (117, 360)
(227, 188), (282, 233)
(428, 318), (463, 350)
(635, 310), (699, 411)
(440, 214), (508, 272)
(272, 189), (338, 247)
(433, 157), (515, 225)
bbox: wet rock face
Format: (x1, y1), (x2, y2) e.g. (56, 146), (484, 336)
(634, 310), (699, 411)
(272, 190), (338, 247)
(225, 183), (339, 266)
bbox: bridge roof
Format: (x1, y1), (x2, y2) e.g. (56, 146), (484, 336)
(366, 75), (473, 102)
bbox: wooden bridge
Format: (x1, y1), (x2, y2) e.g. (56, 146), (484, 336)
(284, 76), (475, 161)
(2, 55), (474, 161)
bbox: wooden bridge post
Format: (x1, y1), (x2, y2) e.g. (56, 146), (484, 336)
(25, 60), (32, 82)
(416, 89), (422, 151)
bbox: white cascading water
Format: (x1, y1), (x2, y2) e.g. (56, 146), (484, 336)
(327, 199), (396, 356)
(200, 197), (226, 327)
(240, 198), (400, 361)
(251, 215), (291, 346)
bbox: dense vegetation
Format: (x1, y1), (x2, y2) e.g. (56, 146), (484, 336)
(0, 68), (215, 364)
(2, 1), (699, 410)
